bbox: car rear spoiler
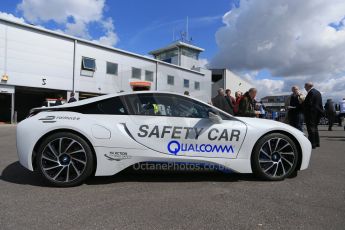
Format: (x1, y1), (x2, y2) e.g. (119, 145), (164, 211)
(28, 107), (58, 118)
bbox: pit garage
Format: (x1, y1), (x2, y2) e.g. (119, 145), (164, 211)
(0, 93), (12, 123)
(0, 85), (14, 124)
(3, 82), (153, 123)
(14, 86), (67, 122)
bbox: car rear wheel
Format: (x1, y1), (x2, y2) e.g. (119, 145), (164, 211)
(36, 132), (94, 187)
(251, 133), (299, 181)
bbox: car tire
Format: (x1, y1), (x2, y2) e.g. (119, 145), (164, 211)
(36, 132), (94, 187)
(251, 133), (299, 181)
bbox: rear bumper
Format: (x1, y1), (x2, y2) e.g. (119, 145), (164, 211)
(16, 119), (36, 171)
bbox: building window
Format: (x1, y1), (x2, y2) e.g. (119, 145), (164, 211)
(155, 49), (178, 61)
(106, 62), (118, 75)
(184, 79), (189, 88)
(167, 75), (174, 85)
(132, 67), (141, 79)
(181, 47), (199, 60)
(145, 70), (154, 82)
(82, 57), (96, 71)
(194, 81), (200, 90)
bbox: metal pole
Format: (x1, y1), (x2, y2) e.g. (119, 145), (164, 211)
(11, 92), (14, 124)
(72, 40), (76, 92)
(72, 40), (77, 99)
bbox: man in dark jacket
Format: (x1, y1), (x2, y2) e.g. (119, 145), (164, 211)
(212, 88), (231, 114)
(288, 86), (304, 131)
(237, 88), (260, 117)
(68, 92), (77, 103)
(225, 89), (235, 115)
(303, 82), (324, 149)
(324, 99), (335, 131)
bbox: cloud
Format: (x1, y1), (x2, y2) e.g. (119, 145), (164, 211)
(92, 17), (119, 46)
(242, 72), (285, 99)
(211, 0), (345, 101)
(17, 0), (118, 46)
(193, 15), (223, 25)
(315, 76), (345, 101)
(0, 12), (25, 23)
(198, 58), (209, 69)
(17, 0), (104, 23)
(65, 20), (90, 38)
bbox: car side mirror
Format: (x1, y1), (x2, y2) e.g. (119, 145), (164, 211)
(208, 111), (222, 124)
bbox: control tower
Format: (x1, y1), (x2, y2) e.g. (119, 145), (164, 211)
(149, 41), (205, 71)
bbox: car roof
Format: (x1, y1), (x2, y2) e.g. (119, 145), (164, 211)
(31, 91), (238, 121)
(35, 91), (207, 110)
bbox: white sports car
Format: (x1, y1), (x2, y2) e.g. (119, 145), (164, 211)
(16, 91), (312, 187)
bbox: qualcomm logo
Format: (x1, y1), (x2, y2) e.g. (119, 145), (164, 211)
(167, 140), (234, 155)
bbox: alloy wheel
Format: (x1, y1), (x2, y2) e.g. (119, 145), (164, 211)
(258, 137), (296, 178)
(40, 137), (88, 183)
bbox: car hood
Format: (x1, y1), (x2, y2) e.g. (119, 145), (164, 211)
(234, 117), (303, 135)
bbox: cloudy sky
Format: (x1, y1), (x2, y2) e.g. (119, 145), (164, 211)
(1, 0), (345, 101)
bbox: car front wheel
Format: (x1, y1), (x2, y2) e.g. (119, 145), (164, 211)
(251, 133), (299, 181)
(36, 132), (94, 187)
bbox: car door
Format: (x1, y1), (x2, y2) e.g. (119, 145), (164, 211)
(123, 93), (247, 159)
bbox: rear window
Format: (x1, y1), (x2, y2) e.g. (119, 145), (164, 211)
(56, 97), (128, 115)
(96, 97), (127, 115)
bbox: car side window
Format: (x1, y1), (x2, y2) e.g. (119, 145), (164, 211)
(125, 93), (230, 119)
(97, 97), (128, 115)
(168, 96), (208, 118)
(125, 94), (168, 116)
(68, 96), (128, 115)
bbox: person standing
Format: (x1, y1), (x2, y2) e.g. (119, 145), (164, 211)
(338, 98), (345, 130)
(287, 86), (304, 131)
(258, 101), (266, 118)
(68, 92), (77, 103)
(324, 99), (336, 131)
(237, 88), (260, 117)
(212, 88), (231, 114)
(233, 91), (242, 115)
(303, 82), (324, 149)
(54, 95), (63, 106)
(225, 89), (235, 115)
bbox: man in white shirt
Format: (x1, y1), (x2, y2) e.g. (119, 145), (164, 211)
(338, 98), (345, 130)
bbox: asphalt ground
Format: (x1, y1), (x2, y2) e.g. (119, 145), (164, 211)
(0, 125), (344, 230)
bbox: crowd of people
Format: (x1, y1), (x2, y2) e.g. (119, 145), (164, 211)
(211, 82), (345, 149)
(286, 85), (345, 133)
(211, 87), (262, 118)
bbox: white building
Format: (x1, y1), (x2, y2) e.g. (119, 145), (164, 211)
(0, 17), (211, 123)
(210, 69), (254, 97)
